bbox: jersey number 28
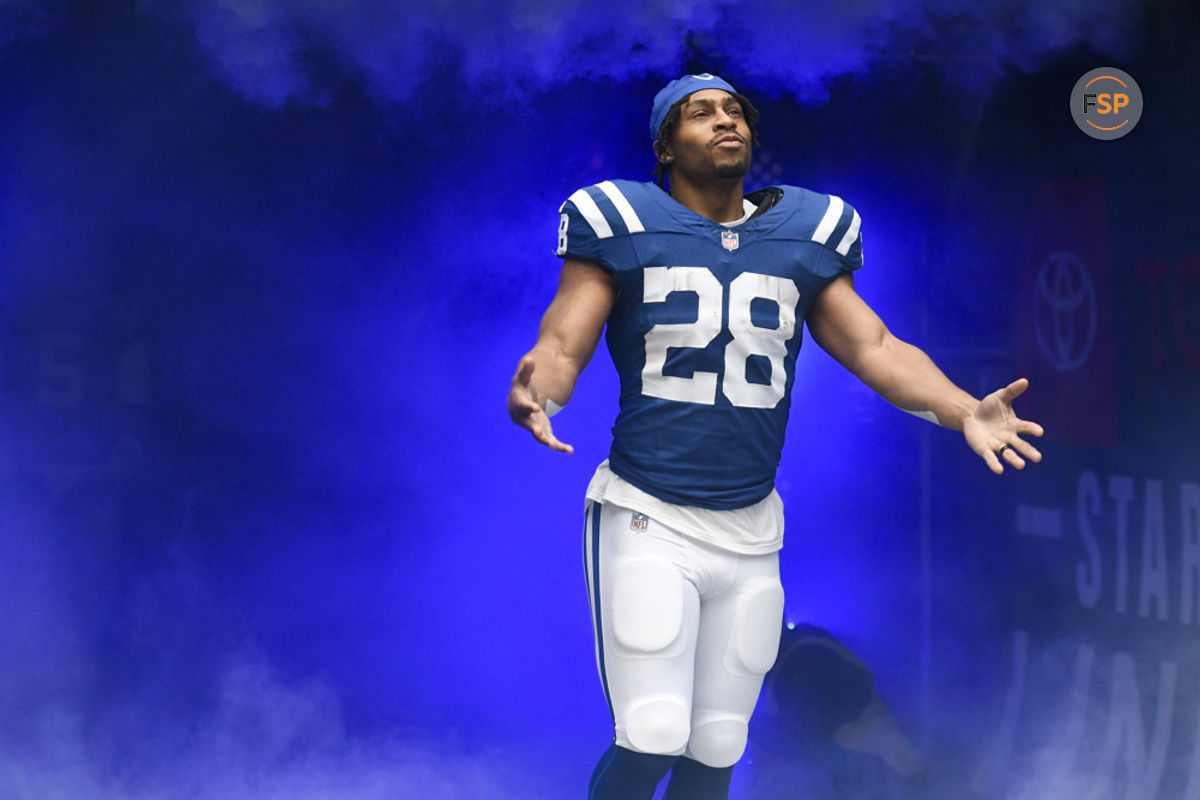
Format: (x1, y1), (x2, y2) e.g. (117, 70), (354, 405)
(642, 266), (800, 410)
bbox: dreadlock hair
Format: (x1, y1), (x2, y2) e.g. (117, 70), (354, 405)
(652, 91), (761, 188)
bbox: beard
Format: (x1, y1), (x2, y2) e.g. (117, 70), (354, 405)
(713, 152), (751, 179)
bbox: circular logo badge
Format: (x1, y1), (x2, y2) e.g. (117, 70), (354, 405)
(1034, 252), (1097, 371)
(1070, 67), (1143, 140)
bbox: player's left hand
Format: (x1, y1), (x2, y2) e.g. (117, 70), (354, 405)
(962, 378), (1044, 474)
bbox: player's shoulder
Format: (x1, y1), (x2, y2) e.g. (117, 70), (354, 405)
(771, 185), (859, 232)
(770, 185), (861, 257)
(559, 179), (673, 242)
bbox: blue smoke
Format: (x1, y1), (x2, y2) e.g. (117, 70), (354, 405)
(123, 0), (1145, 109)
(0, 1), (1189, 798)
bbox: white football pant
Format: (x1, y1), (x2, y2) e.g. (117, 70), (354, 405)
(583, 500), (785, 768)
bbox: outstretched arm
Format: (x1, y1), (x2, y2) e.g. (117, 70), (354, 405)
(806, 273), (1043, 474)
(506, 258), (617, 454)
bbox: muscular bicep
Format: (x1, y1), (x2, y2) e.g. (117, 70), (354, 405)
(536, 258), (617, 371)
(805, 273), (889, 375)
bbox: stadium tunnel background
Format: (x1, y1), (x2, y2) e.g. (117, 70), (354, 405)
(0, 1), (1198, 797)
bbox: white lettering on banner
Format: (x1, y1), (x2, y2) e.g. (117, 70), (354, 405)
(1088, 654), (1175, 800)
(994, 474), (1200, 795)
(1077, 471), (1103, 609)
(1141, 480), (1169, 621)
(1184, 691), (1200, 799)
(1182, 483), (1200, 625)
(979, 634), (1181, 799)
(1072, 473), (1200, 624)
(1111, 475), (1135, 615)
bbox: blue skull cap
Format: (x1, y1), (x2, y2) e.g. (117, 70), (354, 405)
(650, 73), (738, 140)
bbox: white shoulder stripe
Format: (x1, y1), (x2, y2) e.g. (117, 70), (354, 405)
(835, 210), (861, 256)
(596, 181), (645, 234)
(812, 195), (844, 245)
(567, 188), (613, 239)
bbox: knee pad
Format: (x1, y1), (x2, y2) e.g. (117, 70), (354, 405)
(687, 715), (748, 768)
(609, 557), (686, 656)
(624, 696), (690, 755)
(724, 576), (784, 677)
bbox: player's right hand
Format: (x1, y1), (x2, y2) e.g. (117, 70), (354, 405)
(507, 355), (573, 454)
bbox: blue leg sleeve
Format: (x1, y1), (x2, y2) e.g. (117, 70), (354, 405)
(588, 744), (677, 800)
(662, 756), (734, 800)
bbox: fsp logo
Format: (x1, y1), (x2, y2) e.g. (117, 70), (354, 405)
(1083, 91), (1127, 116)
(1070, 67), (1143, 140)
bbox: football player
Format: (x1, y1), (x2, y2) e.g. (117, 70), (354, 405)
(507, 73), (1043, 800)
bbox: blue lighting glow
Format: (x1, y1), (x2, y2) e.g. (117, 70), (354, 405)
(1, 2), (1197, 799)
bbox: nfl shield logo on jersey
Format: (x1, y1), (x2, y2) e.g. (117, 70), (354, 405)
(630, 513), (649, 532)
(721, 230), (739, 251)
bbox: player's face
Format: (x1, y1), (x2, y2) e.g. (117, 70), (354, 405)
(664, 89), (752, 182)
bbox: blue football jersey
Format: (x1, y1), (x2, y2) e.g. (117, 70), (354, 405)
(557, 179), (862, 509)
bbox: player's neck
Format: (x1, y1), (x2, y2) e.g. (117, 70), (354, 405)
(668, 175), (745, 223)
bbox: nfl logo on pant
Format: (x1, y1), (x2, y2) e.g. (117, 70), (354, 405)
(630, 513), (649, 532)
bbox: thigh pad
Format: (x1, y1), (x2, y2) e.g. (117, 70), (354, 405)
(724, 576), (785, 677)
(609, 556), (686, 656)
